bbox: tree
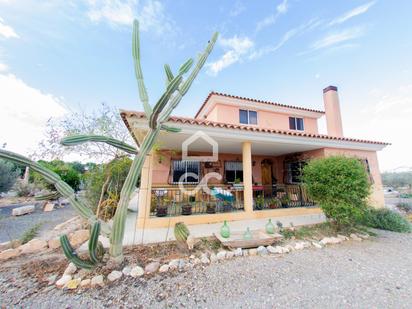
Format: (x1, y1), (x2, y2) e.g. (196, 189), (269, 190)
(32, 103), (133, 162)
(303, 156), (371, 229)
(0, 159), (20, 193)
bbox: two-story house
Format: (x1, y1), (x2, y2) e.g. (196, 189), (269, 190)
(121, 86), (388, 229)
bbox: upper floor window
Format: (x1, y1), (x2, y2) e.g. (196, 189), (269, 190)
(239, 109), (257, 125)
(289, 117), (304, 131)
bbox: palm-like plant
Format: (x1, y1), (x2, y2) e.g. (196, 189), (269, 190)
(0, 20), (218, 264)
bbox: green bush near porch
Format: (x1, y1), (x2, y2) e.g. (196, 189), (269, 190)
(303, 156), (370, 229)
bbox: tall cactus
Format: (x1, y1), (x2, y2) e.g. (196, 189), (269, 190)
(0, 19), (218, 264)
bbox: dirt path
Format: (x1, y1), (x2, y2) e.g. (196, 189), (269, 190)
(0, 230), (411, 308)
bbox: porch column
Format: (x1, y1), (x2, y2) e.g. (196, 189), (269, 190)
(137, 152), (154, 228)
(242, 141), (253, 213)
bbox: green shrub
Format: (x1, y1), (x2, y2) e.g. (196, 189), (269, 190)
(31, 160), (82, 191)
(303, 156), (370, 229)
(20, 222), (43, 244)
(0, 159), (20, 193)
(396, 202), (412, 213)
(362, 208), (411, 233)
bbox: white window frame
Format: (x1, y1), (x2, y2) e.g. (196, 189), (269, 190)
(289, 117), (304, 131)
(239, 109), (258, 125)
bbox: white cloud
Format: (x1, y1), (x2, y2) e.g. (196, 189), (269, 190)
(310, 27), (365, 51)
(329, 1), (375, 26)
(0, 62), (7, 72)
(345, 83), (412, 171)
(250, 18), (321, 59)
(86, 0), (173, 35)
(229, 1), (245, 17)
(0, 73), (68, 155)
(207, 36), (254, 75)
(0, 17), (19, 38)
(256, 0), (288, 32)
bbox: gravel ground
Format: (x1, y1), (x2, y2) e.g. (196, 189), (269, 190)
(0, 203), (77, 242)
(0, 229), (411, 308)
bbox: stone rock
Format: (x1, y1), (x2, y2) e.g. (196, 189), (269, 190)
(47, 274), (58, 285)
(159, 264), (169, 273)
(312, 241), (323, 249)
(186, 235), (198, 250)
(284, 245), (294, 252)
(257, 246), (268, 255)
(178, 259), (186, 270)
(145, 262), (160, 274)
(12, 205), (35, 216)
(337, 234), (349, 241)
(234, 248), (243, 257)
(91, 275), (104, 288)
(122, 266), (132, 276)
(80, 279), (91, 288)
(242, 249), (249, 256)
(64, 263), (77, 275)
(19, 239), (48, 254)
(294, 241), (310, 250)
(130, 266), (144, 278)
(74, 269), (89, 280)
(56, 275), (72, 288)
(66, 278), (81, 289)
(107, 270), (122, 282)
(0, 248), (20, 260)
(168, 259), (180, 270)
(350, 233), (362, 241)
(200, 254), (210, 264)
(226, 251), (235, 259)
(47, 238), (61, 249)
(249, 248), (257, 256)
(210, 253), (218, 263)
(357, 233), (369, 239)
(43, 202), (54, 212)
(267, 245), (287, 254)
(10, 239), (22, 249)
(68, 229), (90, 247)
(217, 251), (227, 260)
(192, 257), (201, 265)
(0, 241), (11, 251)
(320, 237), (342, 245)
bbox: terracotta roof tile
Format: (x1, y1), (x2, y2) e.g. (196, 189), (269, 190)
(120, 110), (389, 146)
(194, 91), (325, 118)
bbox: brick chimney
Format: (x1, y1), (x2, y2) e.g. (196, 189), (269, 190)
(323, 85), (343, 137)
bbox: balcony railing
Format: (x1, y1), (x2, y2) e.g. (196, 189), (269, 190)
(150, 183), (314, 217)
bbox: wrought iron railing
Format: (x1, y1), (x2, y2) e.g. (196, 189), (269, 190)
(149, 184), (314, 217)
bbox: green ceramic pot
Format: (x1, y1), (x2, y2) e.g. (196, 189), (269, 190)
(243, 227), (252, 240)
(265, 219), (275, 234)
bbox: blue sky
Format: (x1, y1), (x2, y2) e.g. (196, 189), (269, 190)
(0, 0), (411, 171)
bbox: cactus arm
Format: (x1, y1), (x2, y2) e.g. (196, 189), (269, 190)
(160, 124), (181, 133)
(60, 235), (95, 269)
(159, 32), (219, 122)
(0, 149), (111, 235)
(178, 58), (194, 75)
(88, 222), (104, 264)
(61, 135), (138, 154)
(149, 75), (182, 129)
(132, 20), (151, 117)
(35, 191), (61, 201)
(164, 64), (174, 83)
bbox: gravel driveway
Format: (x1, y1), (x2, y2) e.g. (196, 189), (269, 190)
(0, 203), (77, 242)
(1, 229), (411, 308)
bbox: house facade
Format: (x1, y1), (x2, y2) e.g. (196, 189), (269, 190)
(121, 86), (388, 229)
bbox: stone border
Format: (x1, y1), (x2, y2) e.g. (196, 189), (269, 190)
(53, 232), (369, 290)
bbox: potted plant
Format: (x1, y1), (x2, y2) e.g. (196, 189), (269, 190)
(181, 203), (193, 215)
(268, 197), (281, 209)
(206, 202), (216, 214)
(255, 195), (265, 210)
(156, 197), (169, 217)
(281, 195), (290, 208)
(233, 178), (243, 190)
